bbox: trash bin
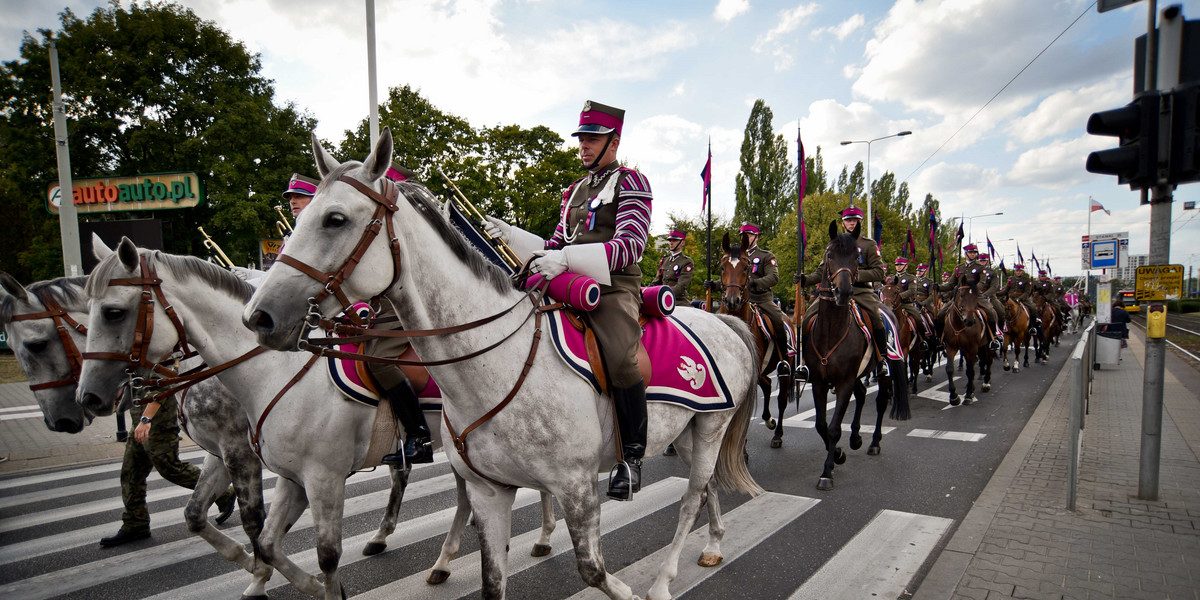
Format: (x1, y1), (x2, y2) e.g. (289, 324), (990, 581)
(1095, 326), (1122, 369)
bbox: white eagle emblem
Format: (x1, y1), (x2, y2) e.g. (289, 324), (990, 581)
(677, 355), (707, 390)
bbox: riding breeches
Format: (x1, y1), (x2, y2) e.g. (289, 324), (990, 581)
(364, 306), (412, 391)
(753, 299), (790, 359)
(803, 288), (883, 332)
(585, 274), (644, 389)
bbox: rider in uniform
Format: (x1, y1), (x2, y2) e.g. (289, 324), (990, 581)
(374, 163), (434, 466)
(975, 252), (1004, 351)
(651, 230), (694, 305)
(741, 223), (791, 364)
(1001, 264), (1038, 325)
(484, 100), (652, 500)
(895, 258), (934, 339)
(938, 244), (1001, 350)
(797, 206), (890, 377)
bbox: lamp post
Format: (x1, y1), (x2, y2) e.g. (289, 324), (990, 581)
(840, 130), (912, 240)
(948, 212), (1005, 244)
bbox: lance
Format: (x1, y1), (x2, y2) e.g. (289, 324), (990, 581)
(436, 168), (521, 269)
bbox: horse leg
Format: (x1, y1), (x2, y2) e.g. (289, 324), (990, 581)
(532, 491), (556, 557)
(963, 354), (977, 405)
(362, 463), (410, 556)
(256, 477), (323, 597)
(771, 367), (789, 448)
(980, 347), (993, 393)
(869, 376), (888, 456)
(945, 348), (960, 406)
(759, 372), (774, 429)
(698, 477), (725, 567)
(223, 442), (273, 599)
(305, 475), (349, 600)
(849, 380), (866, 451)
(553, 477), (636, 600)
(812, 382), (831, 452)
(465, 480), (521, 600)
(427, 470), (471, 584)
(817, 383), (853, 491)
(184, 455), (260, 576)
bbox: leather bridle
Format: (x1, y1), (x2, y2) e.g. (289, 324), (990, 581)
(8, 289), (88, 391)
(274, 175), (402, 330)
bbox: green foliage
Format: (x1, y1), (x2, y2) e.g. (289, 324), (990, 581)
(733, 100), (795, 240)
(0, 1), (316, 280)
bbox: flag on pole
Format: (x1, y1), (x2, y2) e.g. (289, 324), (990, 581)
(1017, 243), (1024, 266)
(797, 130), (807, 248)
(928, 209), (938, 262)
(873, 214), (883, 245)
(1032, 252), (1040, 273)
(953, 220), (964, 249)
(1090, 198), (1111, 215)
(904, 228), (916, 259)
(700, 143), (712, 212)
(986, 235), (996, 259)
(1047, 260), (1052, 276)
(998, 258), (1007, 276)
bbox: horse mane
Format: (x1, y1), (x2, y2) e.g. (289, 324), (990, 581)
(0, 277), (87, 325)
(86, 249), (255, 301)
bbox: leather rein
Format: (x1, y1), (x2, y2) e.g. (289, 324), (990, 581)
(807, 263), (860, 367)
(8, 289), (89, 392)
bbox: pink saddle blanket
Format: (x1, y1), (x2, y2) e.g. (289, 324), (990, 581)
(544, 306), (736, 412)
(326, 342), (443, 412)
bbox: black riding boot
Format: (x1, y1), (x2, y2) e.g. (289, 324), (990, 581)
(873, 325), (890, 377)
(608, 381), (647, 501)
(381, 381), (433, 466)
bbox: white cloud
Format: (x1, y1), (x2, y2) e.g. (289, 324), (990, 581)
(752, 3), (819, 71)
(813, 14), (864, 41)
(670, 82), (687, 97)
(1007, 134), (1111, 189)
(1006, 75), (1129, 145)
(714, 0), (750, 23)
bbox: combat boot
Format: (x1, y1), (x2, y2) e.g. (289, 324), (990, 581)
(381, 381), (433, 466)
(608, 381), (647, 501)
(873, 325), (890, 377)
(100, 526), (150, 547)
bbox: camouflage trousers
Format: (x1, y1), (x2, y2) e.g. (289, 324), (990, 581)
(120, 395), (199, 532)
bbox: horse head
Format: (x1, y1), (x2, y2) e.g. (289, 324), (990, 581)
(718, 232), (751, 315)
(880, 282), (902, 309)
(822, 220), (859, 306)
(954, 268), (981, 327)
(0, 272), (94, 432)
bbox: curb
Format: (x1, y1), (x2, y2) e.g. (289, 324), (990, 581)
(911, 340), (1077, 600)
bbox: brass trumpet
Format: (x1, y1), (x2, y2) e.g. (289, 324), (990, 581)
(274, 205), (294, 237)
(198, 227), (235, 269)
(437, 168), (521, 268)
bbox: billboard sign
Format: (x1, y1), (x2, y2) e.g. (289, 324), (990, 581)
(47, 172), (203, 214)
(1081, 232), (1129, 270)
(1135, 264), (1185, 301)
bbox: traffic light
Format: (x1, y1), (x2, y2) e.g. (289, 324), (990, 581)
(1086, 92), (1161, 191)
(1167, 83), (1200, 185)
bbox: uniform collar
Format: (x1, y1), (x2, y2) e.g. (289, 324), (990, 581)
(587, 160), (621, 186)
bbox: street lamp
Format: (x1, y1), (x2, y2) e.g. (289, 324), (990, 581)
(948, 212), (1005, 242)
(840, 130), (912, 239)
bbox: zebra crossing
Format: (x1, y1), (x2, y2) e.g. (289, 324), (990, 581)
(0, 441), (957, 599)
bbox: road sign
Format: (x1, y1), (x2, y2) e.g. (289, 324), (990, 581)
(1135, 264), (1185, 301)
(1082, 232), (1129, 270)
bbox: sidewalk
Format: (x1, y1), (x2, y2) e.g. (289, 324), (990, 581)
(916, 325), (1200, 599)
(0, 381), (199, 475)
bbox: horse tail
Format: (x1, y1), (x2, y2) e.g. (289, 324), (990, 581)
(712, 314), (765, 497)
(889, 357), (911, 420)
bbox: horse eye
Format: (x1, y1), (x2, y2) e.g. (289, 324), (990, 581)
(23, 340), (48, 354)
(103, 308), (124, 322)
(323, 213), (347, 228)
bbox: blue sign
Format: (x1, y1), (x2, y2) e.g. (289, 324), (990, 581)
(1092, 240), (1119, 269)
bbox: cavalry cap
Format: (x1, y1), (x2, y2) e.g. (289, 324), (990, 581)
(739, 223), (760, 235)
(964, 243), (978, 252)
(667, 230), (686, 240)
(571, 100), (624, 137)
(1038, 270), (1048, 276)
(1054, 276), (1062, 281)
(1014, 264), (1025, 270)
(841, 206), (864, 219)
(385, 162), (416, 182)
(917, 263), (929, 270)
(894, 257), (909, 265)
(282, 173), (319, 199)
(978, 253), (990, 260)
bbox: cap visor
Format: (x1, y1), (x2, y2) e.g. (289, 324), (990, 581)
(571, 123), (615, 136)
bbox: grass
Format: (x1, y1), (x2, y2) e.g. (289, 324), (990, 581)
(0, 351), (27, 384)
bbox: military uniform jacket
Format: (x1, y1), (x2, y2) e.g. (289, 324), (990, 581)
(1002, 272), (1035, 300)
(978, 266), (1000, 297)
(745, 245), (779, 304)
(939, 261), (985, 293)
(652, 252), (694, 303)
(893, 273), (917, 304)
(802, 235), (886, 299)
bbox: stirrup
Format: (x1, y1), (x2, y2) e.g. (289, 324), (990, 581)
(607, 461), (633, 501)
(795, 364), (810, 382)
(878, 360), (890, 377)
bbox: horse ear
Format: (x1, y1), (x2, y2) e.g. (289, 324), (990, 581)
(721, 233), (730, 254)
(0, 271), (29, 302)
(828, 220), (838, 241)
(312, 133), (340, 179)
(740, 231), (750, 250)
(360, 127), (394, 182)
(91, 233), (113, 261)
(852, 222), (862, 239)
(116, 237), (139, 271)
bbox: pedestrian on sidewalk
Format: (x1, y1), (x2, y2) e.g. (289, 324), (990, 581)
(1110, 299), (1131, 349)
(101, 393), (235, 547)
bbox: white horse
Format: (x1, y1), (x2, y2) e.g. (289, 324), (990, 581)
(0, 271), (277, 596)
(73, 240), (556, 599)
(242, 128), (764, 600)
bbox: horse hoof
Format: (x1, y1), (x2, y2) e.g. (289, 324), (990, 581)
(770, 437), (782, 449)
(834, 448), (847, 464)
(949, 395), (961, 406)
(868, 445), (881, 456)
(963, 396), (975, 405)
(764, 418), (777, 430)
(849, 435), (862, 451)
(426, 570), (451, 585)
(1014, 367), (1020, 373)
(531, 543), (552, 557)
(925, 374), (933, 382)
(982, 383), (991, 393)
(1003, 365), (1010, 371)
(361, 541), (386, 556)
(817, 477), (834, 491)
(698, 552), (723, 567)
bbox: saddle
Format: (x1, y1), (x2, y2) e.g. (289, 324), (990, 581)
(750, 304), (797, 362)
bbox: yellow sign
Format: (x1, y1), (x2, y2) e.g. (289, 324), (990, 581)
(47, 172), (203, 214)
(260, 239), (284, 270)
(1134, 264), (1184, 301)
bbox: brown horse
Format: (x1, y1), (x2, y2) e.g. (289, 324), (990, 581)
(941, 270), (990, 405)
(719, 231), (795, 448)
(999, 295), (1032, 372)
(803, 221), (908, 491)
(1033, 294), (1057, 365)
(881, 283), (925, 394)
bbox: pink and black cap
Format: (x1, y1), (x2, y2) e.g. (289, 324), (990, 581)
(978, 253), (990, 260)
(894, 257), (909, 265)
(667, 230), (687, 240)
(841, 206), (864, 220)
(917, 264), (929, 271)
(282, 173), (319, 199)
(964, 243), (979, 252)
(1014, 264), (1025, 271)
(739, 223), (760, 235)
(385, 162), (415, 183)
(571, 100), (624, 137)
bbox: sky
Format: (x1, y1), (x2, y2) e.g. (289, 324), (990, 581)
(4, 0), (1200, 278)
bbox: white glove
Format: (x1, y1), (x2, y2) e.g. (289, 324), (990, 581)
(530, 250), (569, 280)
(484, 216), (512, 242)
(230, 266), (257, 281)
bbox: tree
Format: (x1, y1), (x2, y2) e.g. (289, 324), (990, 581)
(0, 2), (317, 280)
(733, 100), (795, 239)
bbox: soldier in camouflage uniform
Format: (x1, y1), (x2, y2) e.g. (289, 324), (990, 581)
(101, 394), (235, 547)
(651, 230), (694, 305)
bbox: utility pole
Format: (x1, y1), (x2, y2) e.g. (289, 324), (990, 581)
(49, 41), (82, 277)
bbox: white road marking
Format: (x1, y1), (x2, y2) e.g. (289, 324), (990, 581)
(908, 428), (987, 442)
